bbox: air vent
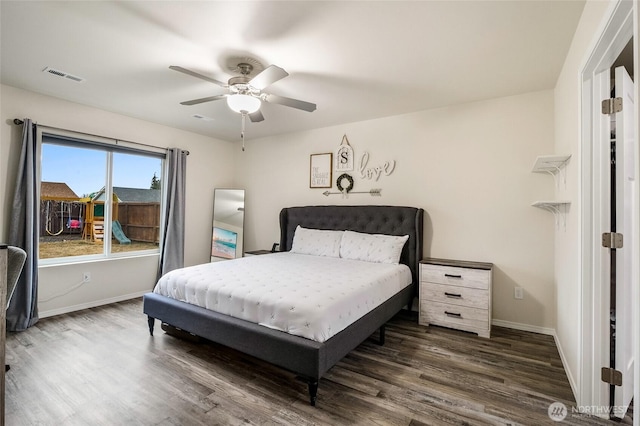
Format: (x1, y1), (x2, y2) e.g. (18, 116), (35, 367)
(192, 114), (214, 121)
(42, 67), (85, 83)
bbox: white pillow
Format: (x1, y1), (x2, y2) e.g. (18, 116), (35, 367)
(339, 230), (409, 264)
(290, 226), (344, 258)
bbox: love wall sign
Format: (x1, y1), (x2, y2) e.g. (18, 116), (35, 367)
(358, 151), (396, 181)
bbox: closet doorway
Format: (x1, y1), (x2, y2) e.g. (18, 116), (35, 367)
(580, 0), (636, 420)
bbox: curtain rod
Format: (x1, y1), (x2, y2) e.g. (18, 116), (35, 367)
(12, 118), (189, 155)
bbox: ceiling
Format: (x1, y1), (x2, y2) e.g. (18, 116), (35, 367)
(0, 1), (586, 143)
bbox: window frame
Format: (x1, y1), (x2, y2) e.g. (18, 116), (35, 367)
(37, 127), (167, 265)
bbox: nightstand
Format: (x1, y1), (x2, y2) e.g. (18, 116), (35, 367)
(419, 257), (493, 338)
(244, 250), (273, 256)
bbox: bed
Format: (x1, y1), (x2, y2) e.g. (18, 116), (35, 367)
(143, 205), (424, 405)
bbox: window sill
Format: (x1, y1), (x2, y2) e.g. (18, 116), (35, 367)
(38, 250), (160, 268)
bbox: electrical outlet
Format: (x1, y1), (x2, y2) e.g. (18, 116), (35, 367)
(514, 287), (524, 300)
(83, 272), (91, 283)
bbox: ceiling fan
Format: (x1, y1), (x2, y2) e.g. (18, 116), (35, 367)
(170, 60), (316, 122)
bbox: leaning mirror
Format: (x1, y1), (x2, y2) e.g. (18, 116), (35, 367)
(210, 189), (245, 261)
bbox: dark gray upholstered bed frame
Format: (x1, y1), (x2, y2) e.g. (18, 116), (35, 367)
(143, 205), (424, 405)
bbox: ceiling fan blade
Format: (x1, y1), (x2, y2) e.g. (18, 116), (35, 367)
(249, 65), (289, 90)
(249, 110), (265, 123)
(180, 95), (227, 106)
(169, 65), (227, 87)
(265, 94), (316, 112)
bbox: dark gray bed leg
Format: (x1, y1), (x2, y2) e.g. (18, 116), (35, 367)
(308, 380), (318, 406)
(147, 316), (155, 336)
(378, 325), (386, 346)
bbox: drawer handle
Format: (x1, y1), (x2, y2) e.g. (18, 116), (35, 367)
(445, 311), (462, 318)
(444, 292), (462, 298)
(444, 273), (462, 279)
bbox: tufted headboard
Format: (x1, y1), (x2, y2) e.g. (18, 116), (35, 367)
(279, 205), (424, 286)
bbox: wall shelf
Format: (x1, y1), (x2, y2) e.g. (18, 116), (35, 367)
(532, 201), (571, 229)
(532, 155), (571, 187)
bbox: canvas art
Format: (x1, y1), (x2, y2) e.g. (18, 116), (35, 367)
(211, 226), (238, 259)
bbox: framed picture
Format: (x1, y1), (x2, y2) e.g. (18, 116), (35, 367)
(310, 153), (332, 188)
(211, 226), (238, 259)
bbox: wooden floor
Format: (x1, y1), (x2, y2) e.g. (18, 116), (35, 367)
(4, 298), (633, 425)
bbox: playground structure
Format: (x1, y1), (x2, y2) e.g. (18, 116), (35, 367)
(40, 196), (132, 244)
(40, 182), (129, 244)
(80, 191), (122, 243)
(40, 193), (128, 243)
(40, 183), (160, 245)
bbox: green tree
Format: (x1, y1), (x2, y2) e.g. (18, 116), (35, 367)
(150, 172), (161, 189)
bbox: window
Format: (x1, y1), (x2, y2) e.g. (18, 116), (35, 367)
(39, 132), (164, 262)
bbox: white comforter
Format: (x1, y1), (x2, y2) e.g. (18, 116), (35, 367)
(153, 252), (412, 342)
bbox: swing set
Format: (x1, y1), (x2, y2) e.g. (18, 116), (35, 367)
(42, 200), (84, 236)
(40, 183), (130, 243)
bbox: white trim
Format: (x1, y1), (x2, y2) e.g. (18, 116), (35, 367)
(581, 0), (634, 78)
(38, 290), (148, 319)
(491, 318), (554, 336)
(578, 75), (593, 408)
(634, 3), (640, 425)
(555, 331), (580, 404)
(38, 250), (160, 268)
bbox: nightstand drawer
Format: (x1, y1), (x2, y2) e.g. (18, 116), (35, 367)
(420, 264), (490, 290)
(420, 301), (489, 330)
(420, 282), (489, 309)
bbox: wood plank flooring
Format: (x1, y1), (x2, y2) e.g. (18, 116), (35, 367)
(4, 298), (633, 425)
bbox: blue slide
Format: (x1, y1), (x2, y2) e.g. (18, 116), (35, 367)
(112, 220), (131, 244)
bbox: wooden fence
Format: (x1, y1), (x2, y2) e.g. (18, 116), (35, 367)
(118, 202), (160, 243)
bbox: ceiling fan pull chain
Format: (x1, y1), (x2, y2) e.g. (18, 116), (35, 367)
(241, 112), (247, 151)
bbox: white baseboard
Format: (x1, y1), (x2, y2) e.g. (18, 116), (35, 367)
(491, 318), (555, 336)
(492, 318), (579, 402)
(553, 332), (579, 403)
(38, 290), (148, 319)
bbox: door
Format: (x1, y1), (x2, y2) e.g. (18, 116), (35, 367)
(612, 65), (635, 419)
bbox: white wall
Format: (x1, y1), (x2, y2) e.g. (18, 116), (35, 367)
(0, 84), (236, 316)
(236, 90), (557, 329)
(0, 78), (572, 334)
(553, 0), (613, 402)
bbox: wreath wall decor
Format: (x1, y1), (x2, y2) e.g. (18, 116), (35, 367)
(336, 173), (354, 193)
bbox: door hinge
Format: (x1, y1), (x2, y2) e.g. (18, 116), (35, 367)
(602, 232), (623, 249)
(602, 97), (623, 114)
(601, 367), (623, 386)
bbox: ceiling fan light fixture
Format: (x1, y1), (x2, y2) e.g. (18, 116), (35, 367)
(227, 94), (261, 114)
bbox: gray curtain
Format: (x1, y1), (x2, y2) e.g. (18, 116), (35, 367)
(7, 118), (39, 331)
(157, 148), (187, 280)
